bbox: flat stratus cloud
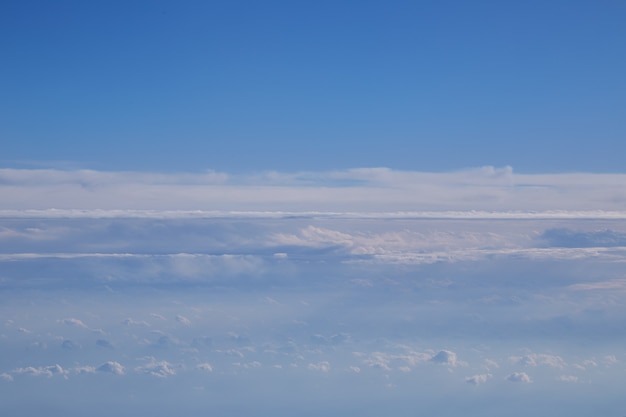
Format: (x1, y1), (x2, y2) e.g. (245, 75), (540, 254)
(2, 167), (626, 212)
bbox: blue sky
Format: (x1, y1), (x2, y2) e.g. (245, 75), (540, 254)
(2, 0), (625, 172)
(2, 2), (626, 416)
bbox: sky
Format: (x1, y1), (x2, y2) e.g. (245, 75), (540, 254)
(2, 1), (626, 417)
(2, 0), (626, 172)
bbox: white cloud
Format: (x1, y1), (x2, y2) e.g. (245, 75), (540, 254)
(175, 315), (192, 326)
(196, 363), (213, 372)
(61, 318), (88, 328)
(361, 350), (432, 371)
(506, 372), (532, 383)
(73, 366), (96, 374)
(122, 317), (149, 326)
(14, 364), (68, 378)
(3, 167), (626, 212)
(135, 359), (177, 378)
(510, 353), (566, 369)
(429, 350), (460, 367)
(466, 373), (492, 385)
(1, 372), (14, 382)
(484, 359), (500, 370)
(97, 361), (125, 375)
(558, 375), (579, 383)
(308, 361), (330, 373)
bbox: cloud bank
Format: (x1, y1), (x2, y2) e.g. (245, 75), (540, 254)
(2, 167), (626, 213)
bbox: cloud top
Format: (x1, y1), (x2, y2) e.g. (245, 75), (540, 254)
(2, 167), (626, 213)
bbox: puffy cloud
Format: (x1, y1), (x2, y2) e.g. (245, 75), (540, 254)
(61, 318), (88, 328)
(14, 364), (68, 378)
(558, 375), (579, 383)
(430, 350), (459, 367)
(1, 372), (14, 382)
(233, 361), (262, 369)
(73, 366), (96, 374)
(483, 359), (500, 370)
(175, 315), (192, 326)
(308, 361), (330, 373)
(466, 373), (492, 385)
(361, 350), (432, 371)
(97, 361), (125, 375)
(135, 359), (177, 378)
(196, 363), (213, 372)
(510, 354), (566, 369)
(507, 372), (532, 383)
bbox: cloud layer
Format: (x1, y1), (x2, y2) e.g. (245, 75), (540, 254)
(2, 167), (626, 213)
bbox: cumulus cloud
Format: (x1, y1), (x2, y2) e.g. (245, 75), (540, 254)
(361, 350), (432, 371)
(510, 353), (566, 369)
(14, 364), (68, 378)
(135, 359), (177, 378)
(1, 372), (14, 382)
(558, 375), (579, 383)
(308, 361), (330, 373)
(196, 363), (213, 372)
(61, 318), (88, 328)
(466, 373), (492, 385)
(97, 361), (125, 375)
(507, 372), (532, 383)
(430, 350), (460, 367)
(73, 366), (96, 374)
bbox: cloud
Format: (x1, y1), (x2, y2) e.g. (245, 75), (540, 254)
(506, 372), (532, 383)
(175, 315), (192, 326)
(558, 375), (579, 383)
(122, 317), (149, 326)
(510, 353), (566, 369)
(361, 350), (432, 371)
(135, 359), (177, 378)
(1, 372), (14, 382)
(429, 350), (460, 367)
(196, 363), (213, 372)
(3, 167), (626, 212)
(14, 364), (68, 378)
(61, 318), (88, 328)
(73, 366), (96, 374)
(569, 280), (626, 291)
(466, 373), (492, 385)
(97, 361), (125, 375)
(308, 361), (330, 372)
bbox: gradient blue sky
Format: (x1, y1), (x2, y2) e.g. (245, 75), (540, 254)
(2, 0), (625, 172)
